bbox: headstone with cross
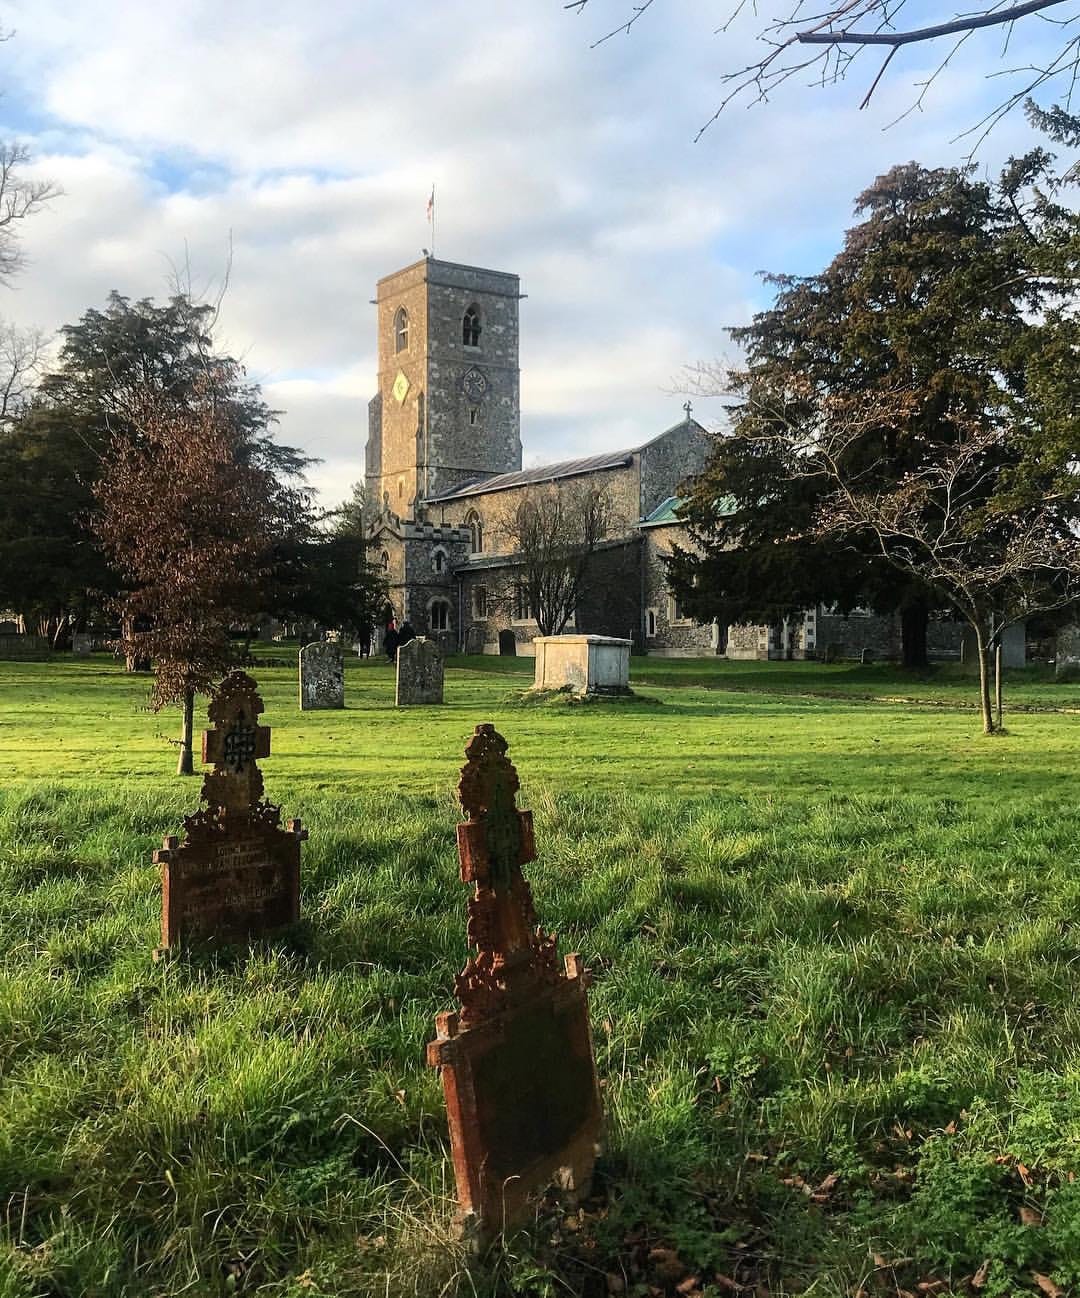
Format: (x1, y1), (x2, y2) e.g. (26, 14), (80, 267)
(428, 723), (602, 1240)
(153, 670), (306, 956)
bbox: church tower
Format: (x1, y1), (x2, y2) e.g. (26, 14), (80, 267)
(365, 257), (522, 519)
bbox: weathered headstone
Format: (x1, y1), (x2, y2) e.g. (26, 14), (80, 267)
(298, 641), (344, 710)
(396, 636), (444, 706)
(1057, 623), (1080, 678)
(71, 634), (93, 657)
(498, 629), (517, 657)
(153, 671), (306, 956)
(428, 724), (602, 1239)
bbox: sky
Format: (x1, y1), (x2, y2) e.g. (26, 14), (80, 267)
(0, 1), (1073, 503)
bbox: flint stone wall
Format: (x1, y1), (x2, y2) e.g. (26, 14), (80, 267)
(298, 642), (345, 710)
(533, 635), (631, 695)
(396, 636), (445, 705)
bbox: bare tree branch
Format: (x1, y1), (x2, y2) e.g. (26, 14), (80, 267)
(567, 1), (1080, 141)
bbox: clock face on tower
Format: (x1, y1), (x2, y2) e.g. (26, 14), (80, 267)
(461, 366), (489, 403)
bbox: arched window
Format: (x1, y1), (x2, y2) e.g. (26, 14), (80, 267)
(430, 599), (451, 632)
(462, 305), (481, 348)
(433, 547), (446, 574)
(464, 509), (483, 555)
(380, 550), (390, 571)
(394, 306), (409, 352)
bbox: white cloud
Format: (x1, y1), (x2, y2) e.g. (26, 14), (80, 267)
(0, 0), (1065, 504)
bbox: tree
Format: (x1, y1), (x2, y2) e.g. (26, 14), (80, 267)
(675, 154), (1080, 732)
(94, 370), (307, 774)
(0, 291), (310, 644)
(820, 417), (1080, 731)
(0, 141), (60, 283)
(495, 482), (613, 637)
(265, 485), (386, 640)
(567, 1), (1079, 142)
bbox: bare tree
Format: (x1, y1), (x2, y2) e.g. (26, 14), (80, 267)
(566, 1), (1080, 142)
(0, 142), (60, 282)
(0, 322), (45, 425)
(494, 482), (614, 637)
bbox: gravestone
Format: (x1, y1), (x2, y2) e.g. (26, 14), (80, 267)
(428, 724), (602, 1239)
(1057, 624), (1080, 678)
(533, 634), (631, 695)
(71, 634), (93, 657)
(498, 629), (517, 657)
(396, 636), (444, 706)
(153, 671), (306, 956)
(298, 641), (344, 710)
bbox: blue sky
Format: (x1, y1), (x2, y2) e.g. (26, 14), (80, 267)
(0, 1), (1073, 501)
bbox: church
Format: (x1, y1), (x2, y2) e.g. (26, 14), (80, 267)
(362, 254), (724, 656)
(362, 255), (946, 661)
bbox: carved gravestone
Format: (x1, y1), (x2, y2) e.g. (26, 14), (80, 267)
(153, 671), (307, 955)
(71, 634), (93, 657)
(299, 641), (344, 710)
(428, 724), (602, 1239)
(396, 636), (444, 706)
(498, 629), (517, 657)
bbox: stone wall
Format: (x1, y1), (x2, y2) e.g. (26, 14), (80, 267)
(641, 521), (716, 655)
(638, 420), (711, 518)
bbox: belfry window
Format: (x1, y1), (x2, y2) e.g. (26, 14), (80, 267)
(465, 509), (483, 555)
(380, 550), (390, 571)
(395, 306), (409, 352)
(462, 306), (481, 348)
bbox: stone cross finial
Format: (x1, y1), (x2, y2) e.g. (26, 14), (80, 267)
(683, 399), (693, 420)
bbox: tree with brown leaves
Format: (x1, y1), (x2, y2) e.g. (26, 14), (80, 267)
(95, 369), (305, 774)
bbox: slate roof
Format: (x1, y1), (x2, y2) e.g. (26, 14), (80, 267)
(425, 416), (709, 504)
(425, 449), (634, 503)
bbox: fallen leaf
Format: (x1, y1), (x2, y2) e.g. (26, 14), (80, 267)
(1018, 1162), (1034, 1187)
(605, 1274), (625, 1295)
(971, 1259), (990, 1289)
(676, 1277), (701, 1295)
(1020, 1206), (1043, 1227)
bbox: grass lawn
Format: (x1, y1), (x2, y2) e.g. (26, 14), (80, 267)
(2, 651), (1080, 1296)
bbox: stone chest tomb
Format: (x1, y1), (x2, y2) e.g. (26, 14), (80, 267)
(533, 634), (631, 695)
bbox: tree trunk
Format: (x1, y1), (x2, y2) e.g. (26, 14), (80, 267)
(177, 689), (195, 776)
(995, 641), (1003, 730)
(900, 601), (929, 669)
(975, 628), (995, 735)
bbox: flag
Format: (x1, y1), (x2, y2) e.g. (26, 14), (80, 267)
(426, 186), (435, 223)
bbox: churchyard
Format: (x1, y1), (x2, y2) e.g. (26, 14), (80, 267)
(0, 650), (1078, 1296)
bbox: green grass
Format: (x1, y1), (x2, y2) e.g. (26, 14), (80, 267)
(1, 653), (1080, 1296)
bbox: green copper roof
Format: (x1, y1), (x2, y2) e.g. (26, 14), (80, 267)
(640, 495), (736, 528)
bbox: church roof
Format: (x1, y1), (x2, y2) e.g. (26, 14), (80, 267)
(639, 493), (736, 527)
(425, 416), (708, 504)
(425, 449), (635, 503)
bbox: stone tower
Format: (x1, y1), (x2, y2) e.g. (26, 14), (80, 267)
(365, 257), (522, 520)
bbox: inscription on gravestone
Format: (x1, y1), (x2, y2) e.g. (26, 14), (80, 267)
(153, 671), (306, 955)
(428, 724), (602, 1238)
(299, 641), (345, 710)
(395, 636), (444, 706)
